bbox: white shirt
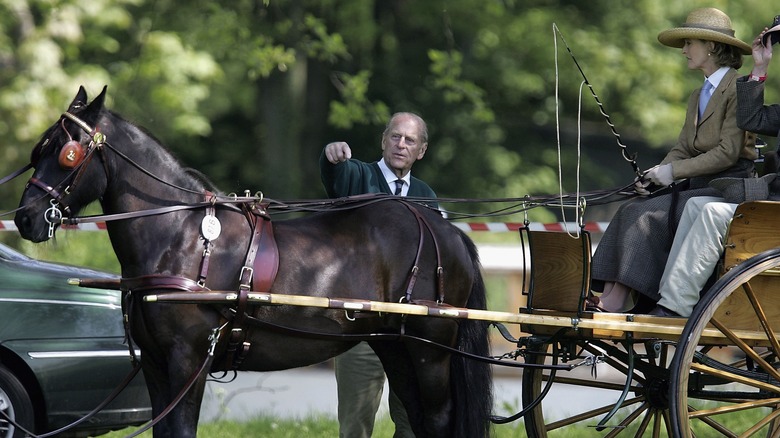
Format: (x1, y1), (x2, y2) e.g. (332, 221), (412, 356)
(378, 158), (410, 196)
(704, 66), (730, 90)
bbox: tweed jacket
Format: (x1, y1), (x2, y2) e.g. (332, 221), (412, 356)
(736, 77), (780, 137)
(319, 149), (437, 205)
(661, 68), (756, 179)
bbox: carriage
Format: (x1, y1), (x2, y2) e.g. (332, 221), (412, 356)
(7, 86), (780, 438)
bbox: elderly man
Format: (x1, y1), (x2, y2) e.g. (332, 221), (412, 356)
(320, 112), (436, 438)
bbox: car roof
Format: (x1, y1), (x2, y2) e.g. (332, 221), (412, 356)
(0, 242), (118, 280)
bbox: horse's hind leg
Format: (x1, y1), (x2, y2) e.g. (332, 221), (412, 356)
(406, 344), (455, 437)
(374, 335), (456, 437)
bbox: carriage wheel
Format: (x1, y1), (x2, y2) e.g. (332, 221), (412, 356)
(670, 248), (780, 438)
(521, 335), (675, 436)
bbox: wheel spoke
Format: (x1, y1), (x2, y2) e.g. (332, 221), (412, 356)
(709, 316), (780, 383)
(542, 374), (642, 392)
(691, 362), (780, 394)
(632, 406), (654, 437)
(741, 281), (780, 359)
(602, 402), (648, 438)
(740, 407), (780, 437)
(689, 398), (780, 418)
(688, 404), (737, 437)
(546, 396), (645, 431)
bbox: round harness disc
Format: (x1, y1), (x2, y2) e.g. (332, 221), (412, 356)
(201, 215), (222, 241)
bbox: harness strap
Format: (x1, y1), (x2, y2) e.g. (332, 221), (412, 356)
(220, 201), (277, 370)
(0, 163), (32, 186)
(252, 219), (278, 293)
(120, 275), (207, 293)
(398, 200), (446, 304)
(196, 194), (218, 287)
(66, 202), (227, 225)
(28, 178), (68, 211)
(197, 238), (213, 287)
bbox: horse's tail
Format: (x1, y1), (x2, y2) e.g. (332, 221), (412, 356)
(452, 233), (494, 438)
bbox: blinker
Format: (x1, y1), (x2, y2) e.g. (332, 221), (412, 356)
(58, 140), (85, 169)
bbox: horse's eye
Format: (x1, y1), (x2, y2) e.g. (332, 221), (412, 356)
(30, 138), (50, 165)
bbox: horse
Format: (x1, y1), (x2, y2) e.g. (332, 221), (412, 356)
(14, 87), (493, 437)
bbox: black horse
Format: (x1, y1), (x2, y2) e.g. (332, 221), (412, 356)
(14, 87), (493, 437)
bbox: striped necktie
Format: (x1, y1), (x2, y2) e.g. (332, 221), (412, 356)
(699, 80), (713, 119)
(394, 179), (403, 196)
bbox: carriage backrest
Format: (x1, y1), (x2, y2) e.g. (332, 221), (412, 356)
(521, 229), (591, 312)
(722, 201), (780, 273)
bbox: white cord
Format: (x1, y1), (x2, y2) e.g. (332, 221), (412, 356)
(553, 23), (582, 238)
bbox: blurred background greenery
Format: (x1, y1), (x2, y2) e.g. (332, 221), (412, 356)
(0, 0), (777, 270)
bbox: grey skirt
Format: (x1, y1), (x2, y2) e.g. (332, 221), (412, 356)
(592, 160), (754, 301)
(591, 187), (720, 301)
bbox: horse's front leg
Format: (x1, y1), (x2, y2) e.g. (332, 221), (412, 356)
(139, 355), (174, 437)
(132, 301), (217, 438)
(141, 345), (210, 438)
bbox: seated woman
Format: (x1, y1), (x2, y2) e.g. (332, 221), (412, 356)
(591, 7), (756, 312)
(653, 24), (780, 317)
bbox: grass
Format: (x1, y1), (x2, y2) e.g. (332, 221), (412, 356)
(99, 404), (767, 437)
(101, 415), (533, 437)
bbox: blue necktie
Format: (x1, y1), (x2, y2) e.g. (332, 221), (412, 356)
(699, 80), (713, 119)
(394, 179), (403, 196)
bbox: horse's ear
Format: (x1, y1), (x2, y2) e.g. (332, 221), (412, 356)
(85, 86), (108, 113)
(68, 86), (88, 111)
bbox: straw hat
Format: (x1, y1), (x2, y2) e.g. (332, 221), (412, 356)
(657, 8), (751, 55)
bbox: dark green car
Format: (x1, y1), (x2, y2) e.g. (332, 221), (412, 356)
(0, 243), (151, 437)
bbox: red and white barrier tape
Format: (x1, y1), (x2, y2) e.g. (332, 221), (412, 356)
(452, 222), (609, 233)
(0, 221), (108, 231)
(0, 220), (609, 233)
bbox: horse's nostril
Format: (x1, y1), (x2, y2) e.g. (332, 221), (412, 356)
(14, 214), (49, 243)
(14, 213), (35, 236)
(14, 214), (29, 231)
(14, 214), (30, 229)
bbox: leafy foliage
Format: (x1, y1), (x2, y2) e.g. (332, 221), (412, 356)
(1, 0), (778, 226)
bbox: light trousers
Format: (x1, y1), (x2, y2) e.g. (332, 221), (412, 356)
(656, 196), (736, 316)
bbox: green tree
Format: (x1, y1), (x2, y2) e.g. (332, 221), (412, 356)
(1, 0), (778, 223)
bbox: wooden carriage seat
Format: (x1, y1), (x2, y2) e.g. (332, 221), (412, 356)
(722, 201), (780, 272)
(716, 201), (780, 334)
(521, 229), (592, 312)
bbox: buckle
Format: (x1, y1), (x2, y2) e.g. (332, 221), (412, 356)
(239, 266), (253, 290)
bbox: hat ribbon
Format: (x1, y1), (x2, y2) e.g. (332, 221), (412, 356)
(679, 23), (735, 37)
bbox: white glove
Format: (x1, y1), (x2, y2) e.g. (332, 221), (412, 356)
(643, 164), (674, 187)
(634, 177), (651, 196)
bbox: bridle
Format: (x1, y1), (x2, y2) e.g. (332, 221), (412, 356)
(12, 110), (263, 238)
(25, 111), (108, 236)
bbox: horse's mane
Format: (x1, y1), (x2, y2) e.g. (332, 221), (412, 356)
(184, 168), (219, 192)
(110, 110), (216, 192)
(110, 109), (166, 146)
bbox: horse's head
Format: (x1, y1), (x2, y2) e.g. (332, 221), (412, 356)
(15, 86), (110, 242)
